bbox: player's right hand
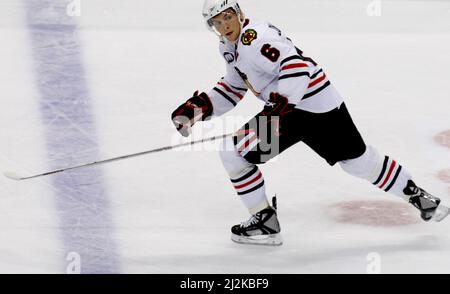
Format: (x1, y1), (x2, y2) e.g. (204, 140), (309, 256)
(171, 91), (213, 137)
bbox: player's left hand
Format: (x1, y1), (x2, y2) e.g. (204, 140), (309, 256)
(260, 92), (296, 137)
(262, 92), (295, 116)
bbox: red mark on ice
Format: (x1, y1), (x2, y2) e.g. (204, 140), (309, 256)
(328, 200), (420, 227)
(434, 130), (450, 149)
(433, 131), (450, 195)
(437, 169), (450, 184)
(437, 169), (450, 195)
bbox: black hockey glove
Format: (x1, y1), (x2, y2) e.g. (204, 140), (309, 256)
(262, 92), (296, 116)
(171, 91), (213, 137)
(260, 92), (296, 137)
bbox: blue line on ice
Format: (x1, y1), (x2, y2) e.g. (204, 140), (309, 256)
(24, 0), (120, 273)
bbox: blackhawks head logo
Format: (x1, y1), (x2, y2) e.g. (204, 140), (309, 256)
(241, 29), (257, 46)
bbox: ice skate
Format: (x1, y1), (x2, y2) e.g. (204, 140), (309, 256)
(404, 180), (450, 222)
(231, 197), (283, 246)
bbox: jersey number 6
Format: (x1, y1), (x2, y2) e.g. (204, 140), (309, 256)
(261, 44), (280, 62)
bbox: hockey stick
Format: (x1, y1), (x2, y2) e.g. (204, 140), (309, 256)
(3, 133), (232, 181)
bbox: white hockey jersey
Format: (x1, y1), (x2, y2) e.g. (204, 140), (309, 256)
(207, 19), (344, 116)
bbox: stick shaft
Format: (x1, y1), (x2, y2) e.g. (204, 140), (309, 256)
(10, 133), (232, 180)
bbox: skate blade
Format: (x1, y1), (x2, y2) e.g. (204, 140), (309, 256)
(231, 233), (283, 246)
(431, 204), (450, 222)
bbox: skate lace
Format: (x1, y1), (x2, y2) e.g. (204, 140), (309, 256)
(410, 189), (435, 202)
(240, 213), (261, 228)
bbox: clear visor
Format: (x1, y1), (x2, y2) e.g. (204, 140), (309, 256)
(207, 10), (239, 33)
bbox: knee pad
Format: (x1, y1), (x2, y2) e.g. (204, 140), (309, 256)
(242, 151), (265, 165)
(339, 145), (381, 181)
(233, 130), (267, 165)
(219, 136), (254, 178)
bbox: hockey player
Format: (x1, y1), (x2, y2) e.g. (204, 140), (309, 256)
(171, 0), (449, 246)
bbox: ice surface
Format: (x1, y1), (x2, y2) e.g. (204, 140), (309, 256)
(0, 0), (449, 273)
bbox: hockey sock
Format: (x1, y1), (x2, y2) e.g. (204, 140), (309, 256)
(370, 155), (411, 200)
(230, 165), (269, 214)
(220, 136), (269, 214)
(339, 145), (412, 200)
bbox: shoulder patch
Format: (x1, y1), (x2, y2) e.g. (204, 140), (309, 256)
(241, 29), (257, 46)
(223, 52), (235, 63)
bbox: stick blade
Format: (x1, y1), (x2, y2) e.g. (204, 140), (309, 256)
(3, 171), (24, 181)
